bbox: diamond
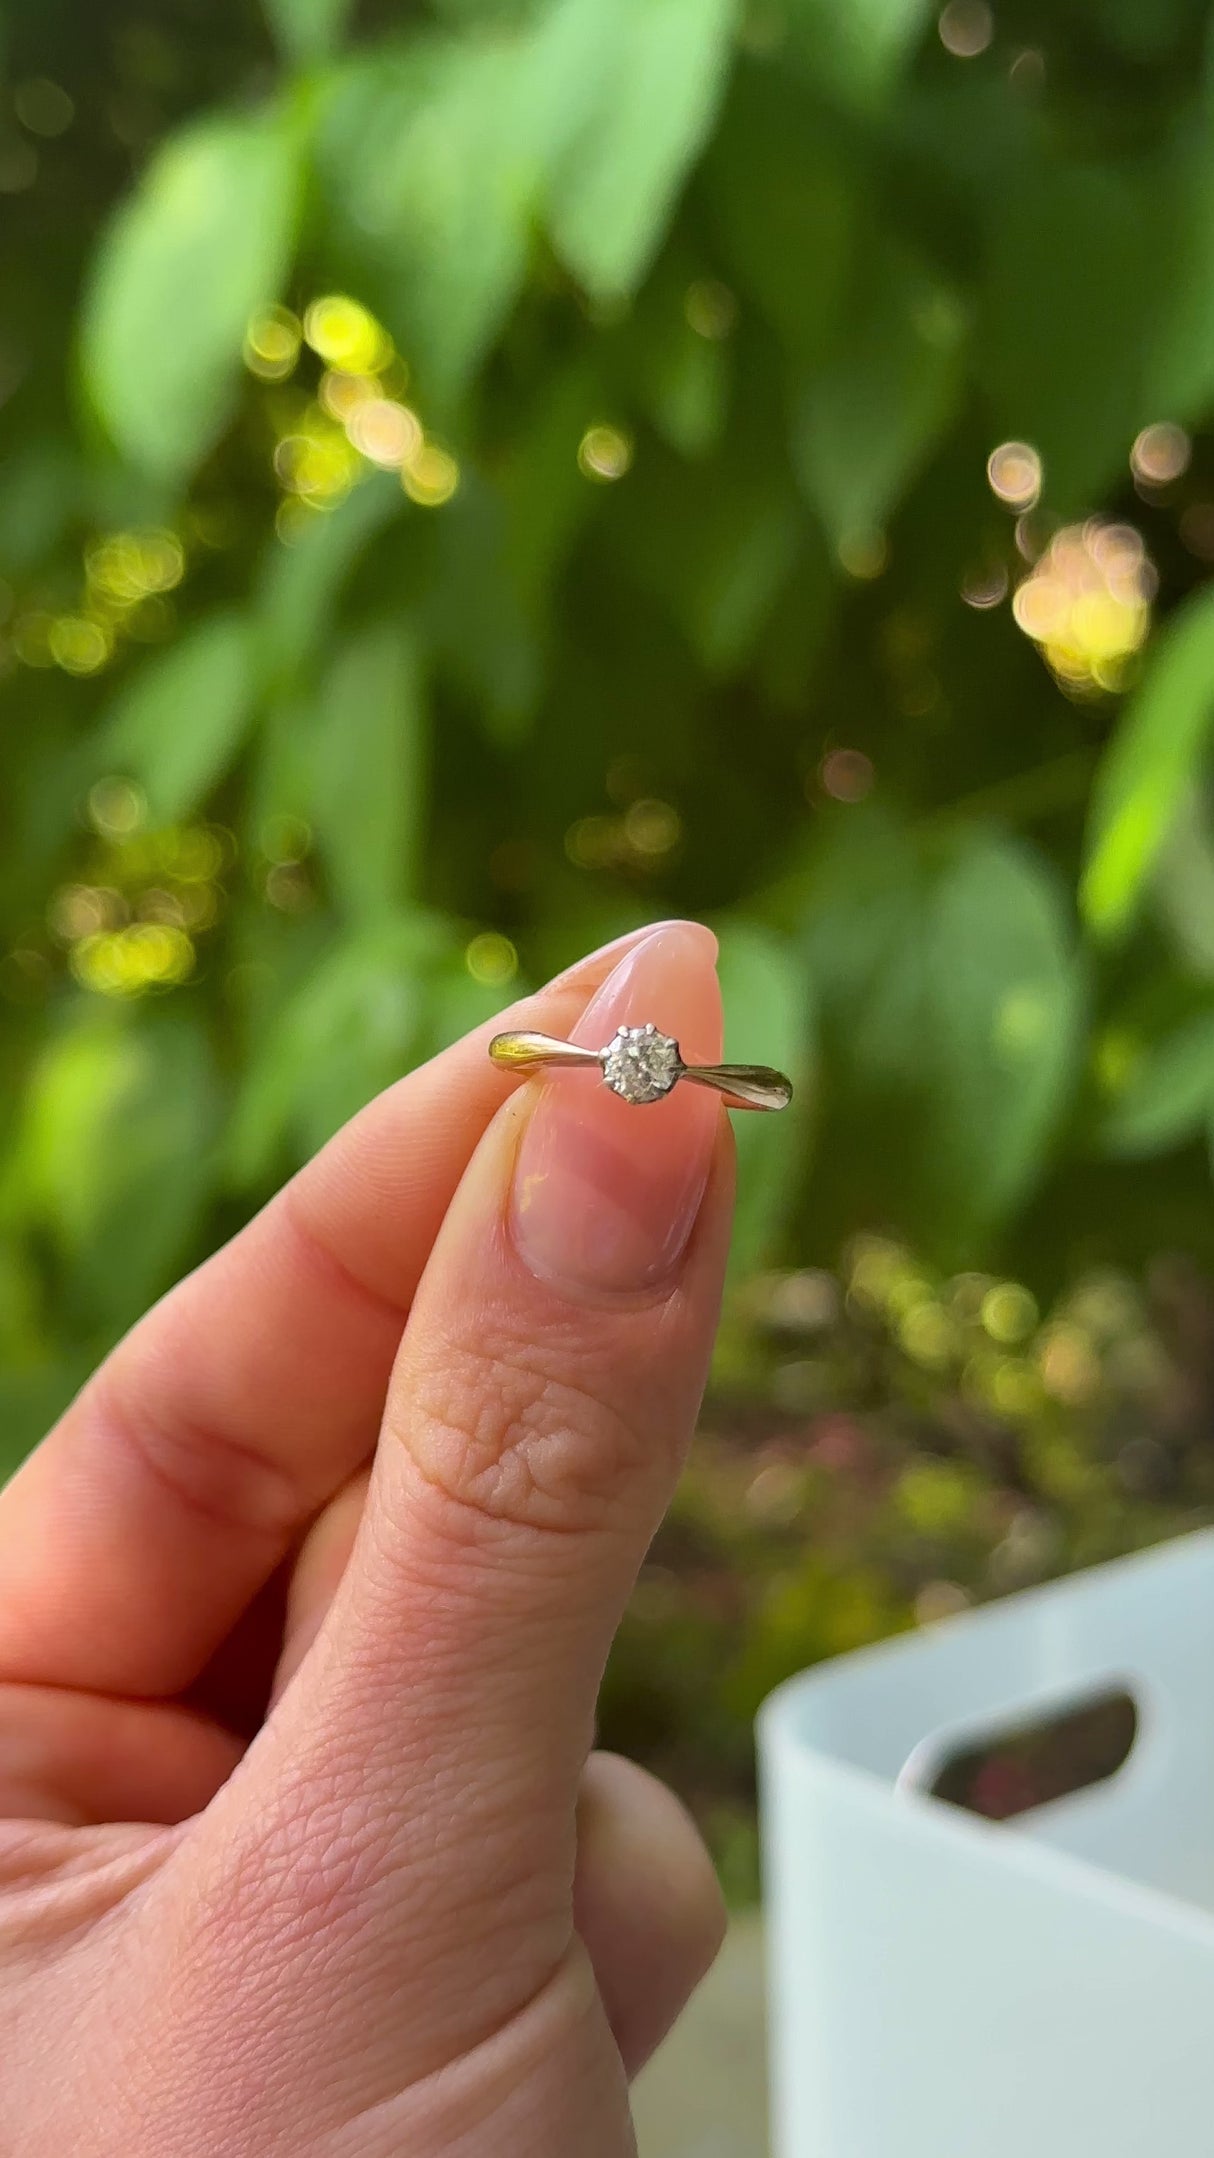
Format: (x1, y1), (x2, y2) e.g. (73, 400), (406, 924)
(600, 1022), (681, 1104)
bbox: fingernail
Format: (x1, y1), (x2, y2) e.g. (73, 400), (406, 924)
(545, 918), (718, 993)
(510, 922), (723, 1296)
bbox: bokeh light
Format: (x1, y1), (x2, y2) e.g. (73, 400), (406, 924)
(1012, 519), (1154, 693)
(565, 796), (682, 872)
(243, 305), (302, 382)
(981, 1283), (1039, 1345)
(960, 563), (1009, 610)
(14, 77), (75, 136)
(623, 797), (682, 857)
(346, 397), (423, 469)
(464, 931), (518, 986)
(820, 749), (875, 803)
(938, 1), (993, 57)
(1130, 421), (1191, 488)
(303, 294), (394, 374)
(11, 526), (188, 680)
(401, 442), (460, 507)
(88, 777), (146, 838)
(48, 617), (111, 675)
(987, 441), (1042, 511)
(578, 424), (633, 482)
(70, 922), (195, 996)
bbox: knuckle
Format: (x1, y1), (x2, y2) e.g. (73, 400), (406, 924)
(91, 1377), (301, 1546)
(387, 1316), (650, 1537)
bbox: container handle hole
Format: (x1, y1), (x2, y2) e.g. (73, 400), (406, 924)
(923, 1686), (1139, 1821)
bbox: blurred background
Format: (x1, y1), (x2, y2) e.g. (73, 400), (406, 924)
(6, 0), (1214, 1930)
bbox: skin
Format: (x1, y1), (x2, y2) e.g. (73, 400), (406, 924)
(0, 919), (737, 2155)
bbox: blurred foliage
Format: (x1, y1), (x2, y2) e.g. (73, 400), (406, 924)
(10, 0), (1214, 1870)
(608, 1242), (1214, 1894)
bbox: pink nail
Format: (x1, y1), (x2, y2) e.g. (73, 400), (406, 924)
(510, 923), (723, 1296)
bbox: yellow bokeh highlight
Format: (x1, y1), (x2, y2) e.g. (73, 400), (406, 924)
(578, 424), (633, 482)
(319, 369), (379, 422)
(267, 293), (458, 530)
(623, 798), (682, 858)
(1012, 519), (1153, 693)
(348, 397), (424, 469)
(88, 777), (146, 838)
(86, 529), (184, 607)
(402, 443), (460, 507)
(48, 616), (112, 675)
(243, 305), (302, 382)
(12, 612), (56, 667)
(898, 1302), (956, 1369)
(980, 1282), (1039, 1345)
(70, 923), (195, 997)
(464, 931), (518, 986)
(274, 414), (363, 508)
(303, 295), (394, 374)
(11, 526), (189, 680)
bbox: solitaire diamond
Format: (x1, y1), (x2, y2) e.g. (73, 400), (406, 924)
(600, 1022), (681, 1104)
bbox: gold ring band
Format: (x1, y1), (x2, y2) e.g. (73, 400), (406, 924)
(488, 1021), (792, 1113)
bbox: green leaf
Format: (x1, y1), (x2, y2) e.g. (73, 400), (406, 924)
(311, 621), (428, 919)
(614, 439), (801, 673)
(0, 441), (78, 575)
(1151, 122), (1214, 429)
(1152, 788), (1214, 978)
(81, 103), (303, 480)
(1082, 586), (1214, 941)
(795, 242), (965, 553)
(546, 0), (737, 299)
(633, 312), (731, 461)
(804, 817), (1082, 1258)
(425, 476), (542, 742)
(500, 358), (602, 605)
(1099, 1009), (1214, 1158)
(705, 60), (856, 361)
(978, 153), (1183, 512)
(417, 953), (522, 1059)
(787, 0), (934, 109)
(318, 40), (538, 399)
(15, 1007), (218, 1328)
(263, 0), (352, 65)
(715, 921), (814, 1277)
(227, 914), (451, 1177)
(256, 472), (403, 691)
(101, 614), (257, 823)
(320, 0), (733, 388)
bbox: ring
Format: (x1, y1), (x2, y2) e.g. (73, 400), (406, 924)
(488, 1020), (793, 1112)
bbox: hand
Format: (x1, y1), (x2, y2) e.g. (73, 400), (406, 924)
(0, 920), (734, 2155)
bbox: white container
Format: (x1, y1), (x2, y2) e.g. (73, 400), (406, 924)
(758, 1529), (1214, 2158)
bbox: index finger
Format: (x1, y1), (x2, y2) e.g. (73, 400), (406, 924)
(0, 923), (714, 1701)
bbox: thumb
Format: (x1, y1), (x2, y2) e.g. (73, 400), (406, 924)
(165, 922), (734, 2144)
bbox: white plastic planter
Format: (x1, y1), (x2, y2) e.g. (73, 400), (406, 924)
(758, 1529), (1214, 2158)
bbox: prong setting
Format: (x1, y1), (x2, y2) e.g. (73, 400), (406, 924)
(600, 1021), (682, 1105)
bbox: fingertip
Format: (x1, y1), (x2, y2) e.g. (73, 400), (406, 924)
(569, 921), (722, 1066)
(511, 924), (724, 1298)
(575, 1751), (727, 2077)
